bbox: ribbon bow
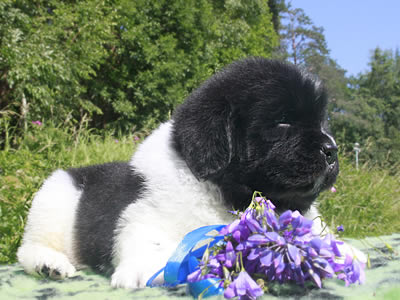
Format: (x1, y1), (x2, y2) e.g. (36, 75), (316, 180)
(146, 225), (226, 298)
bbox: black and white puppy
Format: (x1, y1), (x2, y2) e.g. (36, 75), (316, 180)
(18, 58), (343, 289)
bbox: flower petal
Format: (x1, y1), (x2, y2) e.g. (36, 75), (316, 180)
(235, 271), (264, 298)
(187, 268), (202, 283)
(309, 269), (322, 288)
(248, 248), (261, 261)
(248, 234), (269, 245)
(260, 250), (273, 267)
(233, 230), (241, 243)
(279, 210), (293, 229)
(246, 217), (263, 233)
(266, 211), (279, 231)
(310, 238), (322, 253)
(265, 231), (279, 242)
(224, 283), (237, 299)
(287, 244), (301, 266)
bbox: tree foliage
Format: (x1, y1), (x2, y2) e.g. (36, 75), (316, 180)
(277, 2), (328, 65)
(331, 48), (400, 168)
(2, 0), (399, 169)
(0, 0), (278, 142)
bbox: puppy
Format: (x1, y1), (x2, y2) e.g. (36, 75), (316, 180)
(18, 58), (341, 289)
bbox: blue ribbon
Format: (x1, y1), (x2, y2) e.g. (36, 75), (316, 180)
(146, 225), (226, 298)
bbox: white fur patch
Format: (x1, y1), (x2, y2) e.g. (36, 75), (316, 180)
(17, 170), (81, 277)
(304, 204), (329, 236)
(111, 121), (235, 288)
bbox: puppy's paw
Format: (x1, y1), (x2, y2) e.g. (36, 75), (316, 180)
(32, 253), (76, 280)
(18, 244), (76, 279)
(111, 266), (147, 289)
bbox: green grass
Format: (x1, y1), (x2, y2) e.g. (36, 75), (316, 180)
(318, 159), (400, 238)
(1, 123), (399, 264)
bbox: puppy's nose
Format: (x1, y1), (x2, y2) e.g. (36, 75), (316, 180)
(322, 142), (338, 165)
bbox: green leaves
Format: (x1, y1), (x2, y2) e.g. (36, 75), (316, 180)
(0, 0), (117, 132)
(330, 47), (400, 168)
(0, 0), (278, 138)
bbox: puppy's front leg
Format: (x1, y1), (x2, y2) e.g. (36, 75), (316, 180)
(111, 222), (175, 289)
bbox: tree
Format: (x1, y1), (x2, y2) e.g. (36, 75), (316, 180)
(331, 47), (400, 168)
(0, 0), (117, 132)
(87, 0), (278, 131)
(278, 2), (328, 65)
(360, 48), (400, 134)
(0, 0), (279, 144)
(267, 0), (286, 34)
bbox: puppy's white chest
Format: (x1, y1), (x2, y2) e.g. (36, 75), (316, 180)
(111, 122), (235, 288)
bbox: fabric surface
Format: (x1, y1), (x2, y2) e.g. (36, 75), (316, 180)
(0, 234), (399, 300)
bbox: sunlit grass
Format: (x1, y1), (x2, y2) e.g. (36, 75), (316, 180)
(318, 158), (400, 238)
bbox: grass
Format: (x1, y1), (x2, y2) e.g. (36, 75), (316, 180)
(1, 122), (399, 264)
(318, 158), (400, 238)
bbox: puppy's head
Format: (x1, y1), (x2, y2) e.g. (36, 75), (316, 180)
(172, 57), (338, 213)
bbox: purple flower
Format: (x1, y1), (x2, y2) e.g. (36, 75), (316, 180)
(224, 270), (263, 300)
(254, 196), (275, 211)
(265, 210), (279, 231)
(186, 192), (365, 299)
(32, 120), (42, 126)
(187, 268), (202, 283)
(278, 210), (293, 230)
(336, 255), (365, 286)
(330, 186), (337, 193)
(220, 219), (250, 244)
(224, 241), (236, 268)
(337, 225), (344, 232)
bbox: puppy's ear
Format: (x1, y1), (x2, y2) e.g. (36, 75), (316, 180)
(172, 104), (234, 180)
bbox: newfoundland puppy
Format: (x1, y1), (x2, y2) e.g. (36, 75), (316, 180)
(18, 58), (340, 289)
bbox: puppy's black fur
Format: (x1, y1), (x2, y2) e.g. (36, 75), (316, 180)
(173, 57), (338, 213)
(67, 163), (145, 273)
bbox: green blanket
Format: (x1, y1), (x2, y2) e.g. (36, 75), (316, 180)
(1, 234), (399, 300)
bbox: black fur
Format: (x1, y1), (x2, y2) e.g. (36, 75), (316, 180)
(173, 57), (338, 213)
(67, 162), (146, 274)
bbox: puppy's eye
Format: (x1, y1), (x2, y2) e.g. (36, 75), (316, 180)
(275, 115), (290, 128)
(274, 114), (290, 128)
(277, 123), (290, 128)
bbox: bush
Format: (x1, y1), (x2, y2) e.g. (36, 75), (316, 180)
(0, 0), (278, 139)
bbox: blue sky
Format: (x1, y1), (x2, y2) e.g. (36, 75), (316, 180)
(290, 0), (400, 77)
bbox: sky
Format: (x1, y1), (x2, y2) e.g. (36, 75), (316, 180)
(290, 0), (400, 77)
